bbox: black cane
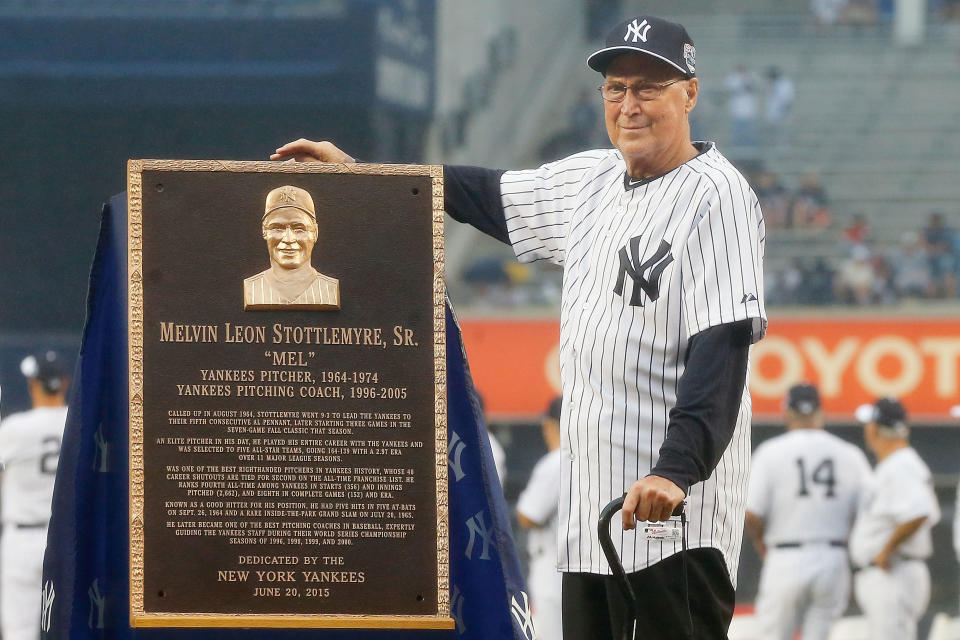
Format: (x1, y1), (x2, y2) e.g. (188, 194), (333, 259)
(599, 495), (688, 640)
(599, 495), (640, 640)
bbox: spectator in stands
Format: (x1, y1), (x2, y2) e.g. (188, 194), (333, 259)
(845, 0), (878, 26)
(763, 67), (794, 150)
(725, 65), (758, 148)
(779, 259), (805, 304)
(765, 266), (803, 307)
(842, 214), (871, 246)
(811, 0), (849, 25)
(797, 258), (836, 305)
(765, 259), (805, 306)
(789, 172), (832, 229)
(921, 212), (958, 298)
(888, 231), (931, 300)
(870, 252), (897, 306)
(944, 0), (960, 21)
(834, 245), (875, 305)
(753, 170), (791, 229)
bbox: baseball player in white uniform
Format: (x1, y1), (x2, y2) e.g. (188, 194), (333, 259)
(745, 383), (871, 640)
(0, 351), (69, 640)
(476, 394), (508, 486)
(516, 397), (563, 640)
(849, 398), (939, 640)
(273, 14), (766, 638)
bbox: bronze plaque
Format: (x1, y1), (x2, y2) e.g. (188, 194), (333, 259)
(127, 160), (450, 629)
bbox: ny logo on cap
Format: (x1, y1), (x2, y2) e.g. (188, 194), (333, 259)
(276, 187), (300, 204)
(624, 18), (651, 43)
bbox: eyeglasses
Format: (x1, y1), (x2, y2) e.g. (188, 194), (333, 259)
(598, 78), (685, 102)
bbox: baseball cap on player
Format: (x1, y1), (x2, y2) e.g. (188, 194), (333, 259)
(855, 397), (909, 437)
(20, 350), (67, 394)
(786, 382), (820, 415)
(587, 16), (697, 78)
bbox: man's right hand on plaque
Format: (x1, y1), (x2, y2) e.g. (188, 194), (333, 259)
(270, 139), (356, 164)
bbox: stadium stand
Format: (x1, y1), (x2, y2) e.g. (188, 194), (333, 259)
(440, 4), (960, 309)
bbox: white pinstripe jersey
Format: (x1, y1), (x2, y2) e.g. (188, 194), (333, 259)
(501, 143), (766, 580)
(243, 269), (340, 310)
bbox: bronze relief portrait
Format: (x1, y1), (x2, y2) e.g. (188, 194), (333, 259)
(243, 185), (340, 310)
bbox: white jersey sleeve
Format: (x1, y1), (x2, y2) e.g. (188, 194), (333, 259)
(500, 150), (615, 266)
(517, 450), (562, 526)
(487, 430), (507, 486)
(679, 164), (767, 342)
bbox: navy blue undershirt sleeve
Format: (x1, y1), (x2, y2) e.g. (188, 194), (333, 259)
(651, 320), (753, 494)
(443, 165), (510, 245)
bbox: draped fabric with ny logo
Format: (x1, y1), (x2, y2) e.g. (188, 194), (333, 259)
(41, 193), (533, 640)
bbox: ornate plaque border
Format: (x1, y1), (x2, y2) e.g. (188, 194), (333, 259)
(127, 160), (450, 629)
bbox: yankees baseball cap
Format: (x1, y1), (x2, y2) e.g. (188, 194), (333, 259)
(587, 16), (697, 77)
(855, 397), (909, 436)
(786, 383), (820, 415)
(20, 350), (67, 393)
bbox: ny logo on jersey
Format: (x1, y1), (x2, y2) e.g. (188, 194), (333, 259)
(450, 584), (467, 634)
(447, 430), (467, 482)
(614, 238), (674, 306)
(41, 580), (56, 633)
(624, 18), (651, 43)
(88, 579), (105, 629)
(510, 591), (537, 640)
(464, 510), (493, 560)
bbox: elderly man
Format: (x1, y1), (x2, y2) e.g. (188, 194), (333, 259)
(850, 398), (939, 640)
(273, 15), (766, 639)
(244, 185), (339, 310)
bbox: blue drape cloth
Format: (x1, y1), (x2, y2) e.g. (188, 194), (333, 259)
(41, 194), (533, 640)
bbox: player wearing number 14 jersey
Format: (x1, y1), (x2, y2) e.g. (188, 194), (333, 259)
(745, 383), (871, 640)
(0, 351), (69, 640)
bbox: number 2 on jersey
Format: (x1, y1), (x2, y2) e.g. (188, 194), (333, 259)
(39, 436), (60, 475)
(796, 458), (835, 498)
